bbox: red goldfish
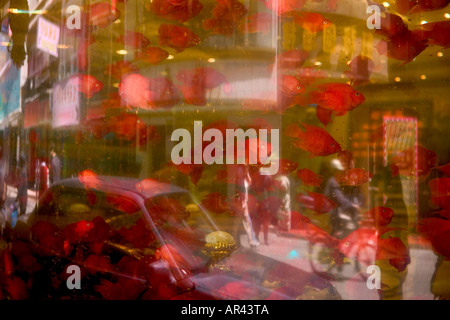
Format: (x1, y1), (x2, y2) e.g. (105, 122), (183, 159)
(74, 74), (103, 99)
(376, 31), (428, 64)
(293, 12), (332, 33)
(436, 163), (450, 176)
(280, 74), (305, 97)
(274, 49), (309, 70)
(178, 84), (207, 106)
(169, 160), (204, 185)
(275, 158), (298, 175)
(295, 67), (327, 86)
(227, 192), (259, 216)
(177, 67), (231, 91)
(116, 30), (151, 49)
(145, 0), (203, 23)
(344, 55), (375, 86)
(147, 77), (182, 108)
(390, 146), (438, 178)
(291, 214), (339, 247)
(338, 228), (377, 266)
(106, 194), (140, 214)
(77, 36), (96, 71)
(118, 73), (152, 109)
(239, 13), (273, 35)
(201, 192), (229, 214)
(429, 178), (450, 197)
(296, 191), (337, 214)
(135, 47), (169, 64)
(416, 21), (450, 48)
(203, 0), (248, 36)
(285, 123), (342, 157)
(108, 113), (160, 146)
(78, 169), (101, 190)
(335, 168), (372, 186)
(376, 12), (408, 38)
(89, 2), (120, 28)
(135, 178), (172, 195)
(297, 168), (324, 187)
(365, 206), (395, 227)
(395, 0), (450, 14)
(158, 24), (201, 52)
(262, 0), (306, 16)
(418, 217), (450, 257)
(104, 60), (139, 80)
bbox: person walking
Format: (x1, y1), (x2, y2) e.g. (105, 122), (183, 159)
(50, 146), (61, 184)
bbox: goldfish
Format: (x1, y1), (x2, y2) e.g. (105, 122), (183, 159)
(297, 168), (324, 187)
(390, 146), (438, 178)
(135, 47), (169, 64)
(262, 0), (306, 16)
(89, 2), (120, 28)
(77, 36), (96, 71)
(296, 191), (337, 214)
(395, 0), (450, 14)
(293, 12), (332, 33)
(275, 158), (298, 175)
(227, 192), (259, 216)
(338, 228), (377, 266)
(274, 49), (309, 70)
(335, 168), (372, 186)
(169, 160), (204, 185)
(365, 206), (395, 227)
(285, 123), (342, 157)
(177, 67), (231, 91)
(118, 73), (153, 109)
(62, 220), (94, 244)
(429, 178), (450, 197)
(74, 74), (103, 99)
(158, 24), (201, 52)
(201, 192), (229, 213)
(376, 30), (428, 64)
(116, 30), (151, 49)
(377, 12), (408, 38)
(104, 60), (139, 80)
(344, 55), (375, 86)
(202, 18), (236, 36)
(145, 0), (203, 23)
(147, 77), (182, 108)
(217, 164), (250, 187)
(416, 21), (450, 48)
(1, 249), (14, 276)
(135, 178), (172, 195)
(203, 0), (248, 36)
(418, 217), (450, 257)
(280, 74), (306, 97)
(178, 84), (207, 106)
(78, 169), (101, 190)
(239, 12), (273, 35)
(290, 213), (339, 247)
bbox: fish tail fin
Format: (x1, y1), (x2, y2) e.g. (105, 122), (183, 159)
(285, 123), (304, 138)
(316, 107), (333, 127)
(293, 94), (310, 107)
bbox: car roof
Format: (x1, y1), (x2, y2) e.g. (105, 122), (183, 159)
(49, 176), (189, 200)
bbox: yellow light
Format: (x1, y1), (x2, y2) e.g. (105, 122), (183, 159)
(114, 19), (121, 24)
(394, 77), (401, 82)
(420, 20), (427, 24)
(420, 75), (427, 80)
(208, 58), (216, 63)
(112, 83), (119, 88)
(437, 52), (444, 57)
(57, 44), (70, 49)
(167, 55), (174, 60)
(116, 50), (128, 55)
(444, 13), (450, 19)
(314, 61), (322, 66)
(382, 2), (390, 7)
(0, 42), (11, 47)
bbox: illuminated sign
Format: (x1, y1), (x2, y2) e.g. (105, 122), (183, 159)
(37, 17), (60, 57)
(52, 77), (79, 128)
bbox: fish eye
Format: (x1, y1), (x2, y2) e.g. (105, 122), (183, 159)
(323, 21), (327, 24)
(345, 242), (349, 246)
(331, 143), (335, 147)
(297, 86), (301, 90)
(355, 92), (360, 96)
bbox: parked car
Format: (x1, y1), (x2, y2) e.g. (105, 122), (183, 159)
(0, 176), (341, 300)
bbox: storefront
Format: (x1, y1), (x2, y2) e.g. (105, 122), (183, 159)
(0, 0), (450, 301)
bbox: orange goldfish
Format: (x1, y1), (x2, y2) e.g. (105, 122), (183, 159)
(390, 146), (438, 178)
(135, 178), (172, 195)
(203, 0), (248, 36)
(104, 60), (139, 80)
(89, 2), (120, 28)
(290, 213), (339, 247)
(296, 191), (337, 214)
(275, 158), (298, 175)
(118, 73), (153, 109)
(418, 217), (450, 257)
(145, 0), (203, 23)
(274, 49), (309, 70)
(285, 123), (342, 157)
(293, 12), (332, 33)
(280, 74), (305, 97)
(177, 67), (231, 91)
(297, 168), (324, 187)
(158, 24), (201, 52)
(108, 113), (160, 146)
(377, 12), (408, 38)
(335, 168), (372, 186)
(135, 47), (169, 64)
(74, 74), (103, 99)
(78, 169), (101, 190)
(365, 206), (394, 227)
(178, 84), (207, 106)
(416, 21), (450, 48)
(116, 30), (151, 49)
(239, 12), (273, 35)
